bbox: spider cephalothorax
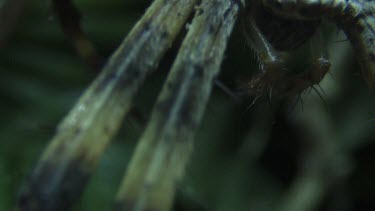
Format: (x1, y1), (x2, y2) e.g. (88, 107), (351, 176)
(242, 1), (331, 99)
(250, 2), (321, 51)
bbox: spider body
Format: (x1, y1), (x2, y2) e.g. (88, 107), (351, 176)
(242, 0), (375, 99)
(244, 0), (375, 96)
(243, 1), (330, 99)
(253, 4), (320, 51)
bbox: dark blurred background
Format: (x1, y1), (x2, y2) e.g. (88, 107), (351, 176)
(0, 0), (374, 211)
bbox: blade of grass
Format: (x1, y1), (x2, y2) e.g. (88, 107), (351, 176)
(17, 0), (198, 210)
(114, 1), (241, 210)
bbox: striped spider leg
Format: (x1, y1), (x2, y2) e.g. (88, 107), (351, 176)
(260, 0), (375, 88)
(243, 2), (331, 99)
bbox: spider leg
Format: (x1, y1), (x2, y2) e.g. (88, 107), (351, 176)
(342, 3), (375, 89)
(243, 13), (288, 98)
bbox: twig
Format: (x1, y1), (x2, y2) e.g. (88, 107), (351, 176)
(114, 0), (241, 210)
(17, 0), (198, 210)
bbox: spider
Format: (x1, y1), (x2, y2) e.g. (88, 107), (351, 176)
(242, 0), (375, 100)
(17, 0), (374, 211)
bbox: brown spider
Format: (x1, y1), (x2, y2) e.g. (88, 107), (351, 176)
(243, 0), (375, 99)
